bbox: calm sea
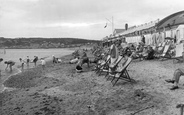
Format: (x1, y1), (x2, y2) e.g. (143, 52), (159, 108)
(0, 48), (74, 92)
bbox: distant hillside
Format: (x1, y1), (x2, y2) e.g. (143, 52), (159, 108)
(0, 37), (100, 49)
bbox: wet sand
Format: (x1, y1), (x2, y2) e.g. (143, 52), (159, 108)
(0, 51), (184, 115)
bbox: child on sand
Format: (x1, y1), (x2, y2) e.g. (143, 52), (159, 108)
(26, 56), (30, 68)
(33, 56), (38, 67)
(52, 55), (57, 65)
(19, 58), (25, 70)
(40, 58), (46, 70)
(4, 60), (15, 72)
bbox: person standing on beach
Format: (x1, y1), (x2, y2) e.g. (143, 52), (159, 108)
(19, 58), (25, 70)
(0, 58), (3, 76)
(80, 51), (90, 67)
(40, 58), (46, 70)
(33, 56), (38, 67)
(4, 60), (15, 72)
(26, 56), (30, 68)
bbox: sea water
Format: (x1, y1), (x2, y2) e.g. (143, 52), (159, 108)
(0, 48), (74, 92)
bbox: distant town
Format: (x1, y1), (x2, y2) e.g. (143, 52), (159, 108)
(0, 37), (100, 49)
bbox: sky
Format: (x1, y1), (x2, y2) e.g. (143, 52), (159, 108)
(0, 0), (184, 40)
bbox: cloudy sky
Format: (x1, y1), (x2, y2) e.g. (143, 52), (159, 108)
(0, 0), (183, 40)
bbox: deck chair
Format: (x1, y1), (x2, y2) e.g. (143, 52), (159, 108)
(107, 57), (134, 86)
(158, 42), (166, 51)
(98, 56), (123, 76)
(154, 42), (166, 58)
(159, 44), (171, 59)
(105, 57), (128, 79)
(95, 55), (111, 73)
(172, 43), (184, 63)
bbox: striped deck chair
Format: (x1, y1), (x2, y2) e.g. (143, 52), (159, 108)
(98, 56), (123, 76)
(172, 43), (184, 63)
(154, 42), (166, 58)
(105, 56), (128, 79)
(158, 42), (166, 51)
(160, 44), (171, 58)
(107, 57), (134, 86)
(95, 55), (111, 73)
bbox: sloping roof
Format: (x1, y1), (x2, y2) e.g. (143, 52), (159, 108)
(114, 29), (125, 34)
(119, 20), (159, 36)
(156, 10), (184, 29)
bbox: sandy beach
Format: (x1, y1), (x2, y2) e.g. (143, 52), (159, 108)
(1, 50), (184, 115)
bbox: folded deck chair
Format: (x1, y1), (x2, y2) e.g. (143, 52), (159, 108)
(108, 57), (134, 86)
(172, 43), (184, 63)
(98, 56), (123, 76)
(95, 55), (111, 73)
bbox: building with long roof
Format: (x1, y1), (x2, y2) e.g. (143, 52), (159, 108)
(102, 10), (184, 46)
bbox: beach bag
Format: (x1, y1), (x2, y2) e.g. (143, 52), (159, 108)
(76, 65), (82, 73)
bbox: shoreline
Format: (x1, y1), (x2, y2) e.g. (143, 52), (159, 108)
(0, 68), (22, 93)
(0, 50), (75, 93)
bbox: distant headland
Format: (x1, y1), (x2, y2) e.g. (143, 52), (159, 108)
(0, 37), (100, 49)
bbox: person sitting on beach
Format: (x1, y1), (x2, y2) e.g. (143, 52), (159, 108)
(19, 58), (25, 70)
(132, 43), (145, 59)
(33, 56), (38, 67)
(4, 60), (15, 72)
(69, 57), (79, 64)
(165, 68), (184, 90)
(137, 46), (155, 60)
(76, 59), (83, 73)
(145, 46), (155, 60)
(52, 55), (57, 65)
(40, 58), (46, 70)
(121, 44), (132, 57)
(80, 51), (90, 67)
(56, 58), (62, 63)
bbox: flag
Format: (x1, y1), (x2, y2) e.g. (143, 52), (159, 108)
(104, 23), (107, 28)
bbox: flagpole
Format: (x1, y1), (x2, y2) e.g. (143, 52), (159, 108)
(112, 16), (114, 35)
(105, 17), (114, 35)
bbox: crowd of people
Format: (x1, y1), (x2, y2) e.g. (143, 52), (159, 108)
(0, 55), (42, 74)
(0, 39), (183, 91)
(90, 38), (184, 90)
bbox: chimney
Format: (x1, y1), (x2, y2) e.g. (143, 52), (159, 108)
(125, 23), (128, 30)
